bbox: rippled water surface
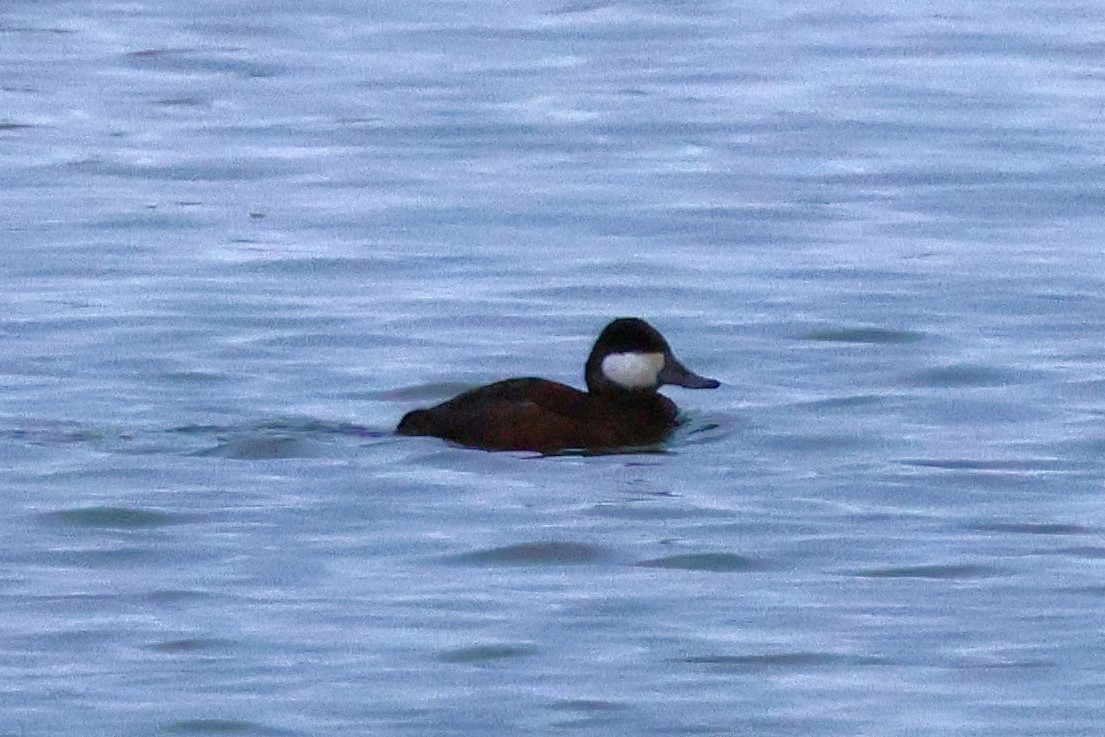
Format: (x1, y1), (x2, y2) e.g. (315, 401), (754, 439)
(4, 1), (1105, 735)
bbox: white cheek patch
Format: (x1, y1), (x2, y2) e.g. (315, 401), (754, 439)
(601, 352), (664, 389)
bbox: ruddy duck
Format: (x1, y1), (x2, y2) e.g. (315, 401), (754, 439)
(396, 317), (719, 453)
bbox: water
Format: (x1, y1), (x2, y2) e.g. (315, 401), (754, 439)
(3, 1), (1105, 735)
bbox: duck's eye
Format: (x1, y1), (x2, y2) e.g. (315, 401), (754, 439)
(601, 352), (664, 388)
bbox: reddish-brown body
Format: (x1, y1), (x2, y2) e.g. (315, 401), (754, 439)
(397, 378), (680, 453)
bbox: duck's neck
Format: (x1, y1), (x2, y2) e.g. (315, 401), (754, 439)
(591, 387), (679, 422)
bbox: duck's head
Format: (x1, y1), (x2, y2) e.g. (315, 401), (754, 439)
(584, 317), (720, 394)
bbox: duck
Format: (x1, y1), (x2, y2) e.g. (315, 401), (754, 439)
(396, 317), (719, 453)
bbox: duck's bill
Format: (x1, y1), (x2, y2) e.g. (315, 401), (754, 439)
(659, 359), (720, 389)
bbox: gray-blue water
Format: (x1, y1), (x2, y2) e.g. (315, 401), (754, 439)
(4, 1), (1105, 735)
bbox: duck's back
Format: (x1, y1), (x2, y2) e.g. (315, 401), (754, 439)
(396, 378), (679, 452)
